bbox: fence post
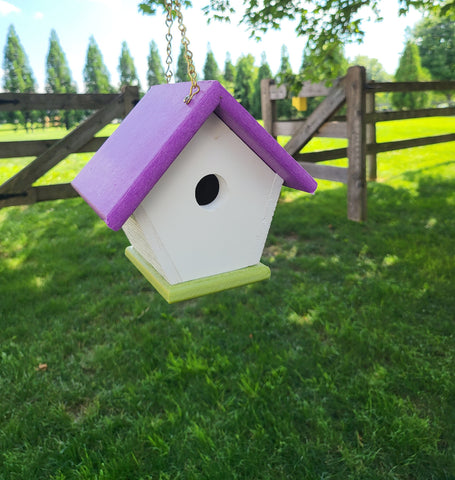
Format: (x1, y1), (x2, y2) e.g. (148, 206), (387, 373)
(346, 66), (367, 222)
(261, 79), (276, 137)
(122, 85), (140, 117)
(366, 83), (377, 181)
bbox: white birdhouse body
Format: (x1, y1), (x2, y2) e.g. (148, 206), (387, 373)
(72, 81), (317, 302)
(122, 113), (283, 284)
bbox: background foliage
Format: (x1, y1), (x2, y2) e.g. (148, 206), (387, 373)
(1, 8), (454, 128)
(139, 0), (454, 83)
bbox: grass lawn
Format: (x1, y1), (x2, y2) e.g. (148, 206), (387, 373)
(0, 118), (454, 479)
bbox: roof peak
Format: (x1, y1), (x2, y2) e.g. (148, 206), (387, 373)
(72, 81), (316, 230)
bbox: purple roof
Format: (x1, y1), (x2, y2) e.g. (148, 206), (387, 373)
(72, 80), (317, 231)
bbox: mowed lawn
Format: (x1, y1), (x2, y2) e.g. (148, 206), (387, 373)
(0, 117), (454, 479)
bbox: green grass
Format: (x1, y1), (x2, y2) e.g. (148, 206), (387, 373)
(0, 118), (454, 479)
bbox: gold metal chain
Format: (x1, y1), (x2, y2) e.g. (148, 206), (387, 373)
(164, 0), (174, 84)
(164, 0), (200, 104)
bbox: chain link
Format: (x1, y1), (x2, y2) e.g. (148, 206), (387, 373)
(163, 0), (200, 103)
(174, 0), (200, 103)
(164, 0), (174, 84)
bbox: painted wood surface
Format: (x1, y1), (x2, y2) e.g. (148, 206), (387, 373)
(72, 80), (316, 232)
(125, 246), (271, 304)
(124, 113), (283, 284)
(291, 97), (307, 112)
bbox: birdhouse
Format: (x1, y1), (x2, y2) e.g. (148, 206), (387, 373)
(72, 81), (317, 303)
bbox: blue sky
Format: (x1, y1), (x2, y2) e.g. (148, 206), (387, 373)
(0, 0), (422, 92)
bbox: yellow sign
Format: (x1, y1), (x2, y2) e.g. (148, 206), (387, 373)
(292, 97), (308, 112)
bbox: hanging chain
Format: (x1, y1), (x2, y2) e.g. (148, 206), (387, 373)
(164, 0), (200, 104)
(174, 0), (200, 103)
(164, 0), (174, 84)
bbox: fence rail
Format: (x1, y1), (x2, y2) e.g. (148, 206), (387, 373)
(368, 106), (455, 122)
(0, 92), (122, 111)
(367, 80), (455, 92)
(0, 137), (108, 158)
(261, 69), (455, 221)
(0, 86), (139, 209)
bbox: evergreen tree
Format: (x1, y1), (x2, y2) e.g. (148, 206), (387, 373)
(234, 54), (256, 113)
(175, 45), (188, 83)
(118, 41), (141, 90)
(413, 13), (455, 103)
(2, 25), (35, 93)
(147, 40), (165, 87)
(222, 52), (235, 94)
(277, 46), (293, 83)
(276, 45), (293, 119)
(46, 29), (79, 128)
(251, 52), (272, 119)
(392, 41), (430, 110)
(46, 30), (75, 93)
(2, 24), (37, 129)
(83, 36), (114, 93)
(224, 52), (235, 83)
(140, 0), (453, 83)
(257, 52), (273, 84)
(203, 45), (220, 81)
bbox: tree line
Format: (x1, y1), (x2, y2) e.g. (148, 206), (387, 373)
(1, 11), (453, 130)
(139, 0), (453, 82)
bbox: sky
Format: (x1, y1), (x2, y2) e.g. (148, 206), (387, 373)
(0, 0), (423, 92)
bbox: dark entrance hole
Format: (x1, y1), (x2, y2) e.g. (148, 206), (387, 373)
(195, 174), (220, 206)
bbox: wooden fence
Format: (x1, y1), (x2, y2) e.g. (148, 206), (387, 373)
(0, 86), (139, 208)
(2, 75), (454, 221)
(261, 65), (455, 221)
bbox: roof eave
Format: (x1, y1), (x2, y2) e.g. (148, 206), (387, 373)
(214, 84), (317, 194)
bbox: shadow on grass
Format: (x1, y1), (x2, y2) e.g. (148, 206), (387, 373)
(1, 199), (137, 324)
(268, 174), (455, 328)
(0, 175), (454, 479)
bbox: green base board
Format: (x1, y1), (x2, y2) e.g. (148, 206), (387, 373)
(125, 246), (271, 304)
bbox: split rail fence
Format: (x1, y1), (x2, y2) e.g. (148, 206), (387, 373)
(0, 86), (139, 209)
(2, 73), (454, 222)
(261, 65), (455, 221)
